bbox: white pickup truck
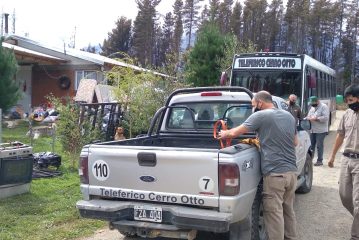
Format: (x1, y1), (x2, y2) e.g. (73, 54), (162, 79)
(76, 87), (313, 240)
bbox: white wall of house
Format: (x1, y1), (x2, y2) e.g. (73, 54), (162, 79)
(16, 65), (32, 114)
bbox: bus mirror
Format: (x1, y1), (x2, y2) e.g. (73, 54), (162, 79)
(220, 72), (228, 86)
(307, 75), (316, 88)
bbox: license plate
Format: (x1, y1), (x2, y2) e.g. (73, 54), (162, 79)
(134, 205), (162, 223)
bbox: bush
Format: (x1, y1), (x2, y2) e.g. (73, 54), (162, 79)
(47, 96), (103, 168)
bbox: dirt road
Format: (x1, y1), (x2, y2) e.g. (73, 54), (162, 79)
(80, 110), (353, 240)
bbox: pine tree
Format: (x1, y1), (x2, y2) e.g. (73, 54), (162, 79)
(0, 40), (20, 112)
(200, 4), (210, 26)
(132, 0), (161, 66)
(82, 43), (98, 53)
(264, 0), (283, 51)
(343, 0), (359, 84)
(218, 0), (233, 34)
(101, 16), (132, 57)
(208, 0), (220, 22)
(183, 0), (203, 49)
(242, 0), (268, 50)
(157, 12), (174, 67)
(230, 1), (242, 40)
(308, 0), (333, 61)
(153, 23), (163, 67)
(184, 22), (227, 86)
(284, 0), (296, 52)
(172, 0), (184, 62)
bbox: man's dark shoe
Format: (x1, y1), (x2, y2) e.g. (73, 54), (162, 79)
(314, 161), (323, 166)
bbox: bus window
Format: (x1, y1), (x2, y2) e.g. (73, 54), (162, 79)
(325, 74), (332, 97)
(318, 72), (323, 97)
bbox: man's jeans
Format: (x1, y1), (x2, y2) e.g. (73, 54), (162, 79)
(310, 132), (327, 162)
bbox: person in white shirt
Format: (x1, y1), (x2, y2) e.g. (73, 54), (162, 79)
(305, 96), (329, 166)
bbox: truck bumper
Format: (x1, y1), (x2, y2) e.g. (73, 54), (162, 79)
(76, 199), (233, 233)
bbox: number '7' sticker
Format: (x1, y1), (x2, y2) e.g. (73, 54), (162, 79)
(199, 176), (214, 192)
(92, 160), (110, 181)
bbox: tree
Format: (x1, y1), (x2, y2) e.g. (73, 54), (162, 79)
(344, 0), (359, 84)
(172, 0), (184, 62)
(106, 55), (186, 137)
(161, 12), (175, 66)
(242, 0), (267, 50)
(208, 0), (221, 22)
(101, 16), (132, 57)
(264, 0), (283, 51)
(183, 0), (203, 49)
(230, 1), (242, 40)
(217, 0), (234, 34)
(153, 23), (164, 67)
(217, 35), (256, 74)
(184, 22), (227, 86)
(131, 0), (161, 66)
(308, 0), (334, 62)
(81, 43), (98, 53)
(0, 40), (20, 113)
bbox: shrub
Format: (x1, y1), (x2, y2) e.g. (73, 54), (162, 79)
(47, 96), (103, 168)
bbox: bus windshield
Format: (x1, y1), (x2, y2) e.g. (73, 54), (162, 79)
(231, 70), (302, 101)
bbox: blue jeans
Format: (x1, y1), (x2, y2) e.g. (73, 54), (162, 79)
(310, 132), (327, 162)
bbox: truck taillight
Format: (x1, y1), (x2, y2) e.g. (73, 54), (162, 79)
(79, 156), (89, 184)
(219, 163), (240, 196)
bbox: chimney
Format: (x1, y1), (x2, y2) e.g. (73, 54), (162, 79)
(4, 13), (9, 35)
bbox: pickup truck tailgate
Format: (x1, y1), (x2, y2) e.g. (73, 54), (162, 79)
(86, 146), (220, 207)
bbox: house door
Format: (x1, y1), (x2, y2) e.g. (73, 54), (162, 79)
(16, 65), (32, 115)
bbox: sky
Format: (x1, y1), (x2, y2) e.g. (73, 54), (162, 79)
(0, 0), (178, 49)
(1, 0), (283, 51)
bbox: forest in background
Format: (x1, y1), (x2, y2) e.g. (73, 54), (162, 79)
(83, 0), (359, 92)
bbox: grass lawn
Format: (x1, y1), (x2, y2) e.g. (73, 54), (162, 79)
(0, 120), (106, 240)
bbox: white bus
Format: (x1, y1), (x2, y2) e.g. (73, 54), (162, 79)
(227, 52), (337, 125)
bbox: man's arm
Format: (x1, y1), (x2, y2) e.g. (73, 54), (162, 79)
(317, 104), (329, 122)
(218, 124), (249, 139)
(328, 133), (344, 168)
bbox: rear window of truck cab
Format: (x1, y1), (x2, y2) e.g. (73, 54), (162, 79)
(167, 102), (253, 130)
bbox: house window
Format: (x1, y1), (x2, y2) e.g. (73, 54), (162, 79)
(75, 70), (97, 90)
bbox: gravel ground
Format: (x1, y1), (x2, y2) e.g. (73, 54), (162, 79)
(80, 110), (353, 240)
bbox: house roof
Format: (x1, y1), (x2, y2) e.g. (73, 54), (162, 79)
(4, 35), (175, 78)
(2, 41), (68, 65)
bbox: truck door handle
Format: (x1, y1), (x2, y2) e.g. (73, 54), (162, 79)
(137, 152), (157, 167)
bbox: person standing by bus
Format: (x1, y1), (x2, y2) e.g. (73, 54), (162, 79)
(328, 84), (359, 240)
(287, 94), (302, 124)
(305, 96), (329, 166)
(218, 91), (298, 240)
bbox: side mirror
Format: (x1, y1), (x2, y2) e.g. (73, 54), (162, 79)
(220, 72), (228, 86)
(298, 119), (311, 131)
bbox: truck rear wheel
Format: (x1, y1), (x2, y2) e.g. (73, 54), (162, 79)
(251, 183), (268, 240)
(225, 184), (268, 240)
